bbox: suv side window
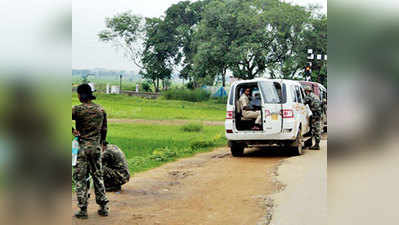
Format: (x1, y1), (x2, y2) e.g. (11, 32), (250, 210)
(300, 87), (306, 103)
(295, 86), (303, 103)
(291, 85), (298, 103)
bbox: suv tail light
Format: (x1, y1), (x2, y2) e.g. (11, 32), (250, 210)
(226, 111), (233, 119)
(281, 109), (294, 118)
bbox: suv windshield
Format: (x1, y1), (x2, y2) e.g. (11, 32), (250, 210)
(259, 81), (285, 104)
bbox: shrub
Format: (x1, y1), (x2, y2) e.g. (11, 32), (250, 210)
(181, 123), (203, 132)
(162, 88), (210, 102)
(150, 147), (177, 162)
(186, 81), (195, 90)
(141, 82), (152, 92)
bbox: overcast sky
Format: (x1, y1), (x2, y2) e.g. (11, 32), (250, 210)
(72, 0), (327, 72)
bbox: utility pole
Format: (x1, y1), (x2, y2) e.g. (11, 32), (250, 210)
(120, 74), (122, 94)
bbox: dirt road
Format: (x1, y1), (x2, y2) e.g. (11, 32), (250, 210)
(72, 137), (327, 225)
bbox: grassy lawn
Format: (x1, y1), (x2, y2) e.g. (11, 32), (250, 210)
(107, 123), (226, 173)
(72, 122), (226, 189)
(72, 94), (227, 189)
(72, 93), (225, 121)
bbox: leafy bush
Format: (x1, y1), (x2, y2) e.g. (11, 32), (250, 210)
(141, 82), (152, 92)
(181, 123), (203, 132)
(162, 88), (211, 102)
(150, 147), (177, 162)
(186, 81), (195, 90)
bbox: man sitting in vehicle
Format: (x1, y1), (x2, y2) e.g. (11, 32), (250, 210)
(102, 142), (130, 192)
(239, 88), (262, 130)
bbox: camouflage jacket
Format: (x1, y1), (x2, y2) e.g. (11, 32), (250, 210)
(304, 93), (322, 117)
(72, 102), (107, 144)
(102, 144), (130, 179)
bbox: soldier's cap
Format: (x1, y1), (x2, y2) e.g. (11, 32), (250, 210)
(77, 84), (96, 100)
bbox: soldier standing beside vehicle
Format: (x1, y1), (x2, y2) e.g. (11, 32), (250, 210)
(72, 84), (109, 219)
(102, 142), (130, 192)
(304, 86), (322, 150)
(239, 88), (262, 130)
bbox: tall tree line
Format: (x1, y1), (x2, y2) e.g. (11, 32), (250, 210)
(98, 0), (327, 91)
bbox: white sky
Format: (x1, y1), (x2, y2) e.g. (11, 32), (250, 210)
(72, 0), (327, 72)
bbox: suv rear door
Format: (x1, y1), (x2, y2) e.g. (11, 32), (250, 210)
(259, 81), (283, 135)
(225, 84), (236, 132)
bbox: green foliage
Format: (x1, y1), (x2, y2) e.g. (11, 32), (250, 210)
(98, 11), (144, 68)
(149, 147), (177, 162)
(73, 123), (226, 190)
(106, 123), (226, 172)
(185, 81), (195, 90)
(190, 133), (224, 150)
(181, 123), (203, 132)
(190, 139), (214, 150)
(98, 0), (327, 89)
(127, 156), (147, 168)
(210, 96), (228, 104)
(140, 17), (176, 92)
(196, 0), (314, 80)
(163, 0), (210, 86)
(141, 81), (152, 92)
(72, 92), (225, 121)
(162, 88), (211, 102)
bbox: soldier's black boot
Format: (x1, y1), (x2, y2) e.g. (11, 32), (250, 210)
(74, 207), (88, 219)
(310, 142), (320, 150)
(98, 204), (109, 217)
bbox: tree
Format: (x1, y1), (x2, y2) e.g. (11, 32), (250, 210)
(264, 2), (312, 79)
(98, 11), (144, 68)
(163, 0), (210, 85)
(304, 14), (327, 86)
(139, 17), (176, 92)
(195, 0), (314, 81)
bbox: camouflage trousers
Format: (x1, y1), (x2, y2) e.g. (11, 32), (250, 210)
(103, 166), (130, 188)
(73, 142), (108, 208)
(311, 116), (322, 144)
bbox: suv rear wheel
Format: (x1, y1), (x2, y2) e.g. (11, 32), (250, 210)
(230, 142), (244, 157)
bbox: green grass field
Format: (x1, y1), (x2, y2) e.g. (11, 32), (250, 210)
(72, 93), (225, 121)
(107, 123), (225, 173)
(72, 93), (227, 189)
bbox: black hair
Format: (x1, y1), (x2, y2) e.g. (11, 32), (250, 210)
(77, 84), (96, 102)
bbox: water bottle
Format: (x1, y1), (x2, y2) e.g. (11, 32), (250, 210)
(72, 137), (79, 166)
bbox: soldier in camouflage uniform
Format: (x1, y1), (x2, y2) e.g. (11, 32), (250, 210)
(102, 142), (130, 192)
(304, 86), (322, 150)
(72, 84), (109, 219)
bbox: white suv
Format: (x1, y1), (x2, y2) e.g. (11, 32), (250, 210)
(225, 78), (312, 156)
